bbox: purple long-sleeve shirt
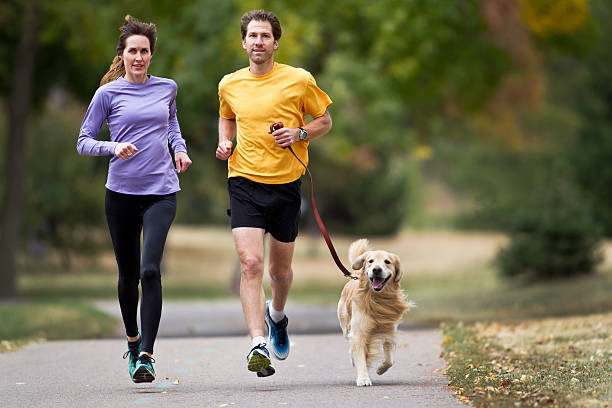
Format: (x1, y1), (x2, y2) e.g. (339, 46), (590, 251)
(77, 75), (187, 195)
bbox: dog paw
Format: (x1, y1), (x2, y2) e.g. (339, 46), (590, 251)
(377, 362), (392, 375)
(356, 377), (372, 386)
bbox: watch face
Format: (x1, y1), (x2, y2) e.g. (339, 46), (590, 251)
(299, 128), (307, 141)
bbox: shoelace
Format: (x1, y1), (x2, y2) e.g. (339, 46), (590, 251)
(250, 343), (268, 355)
(122, 345), (139, 361)
(138, 355), (156, 365)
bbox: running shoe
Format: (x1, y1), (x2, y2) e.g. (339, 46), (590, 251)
(265, 300), (290, 360)
(132, 354), (156, 383)
(247, 343), (275, 377)
(122, 336), (141, 380)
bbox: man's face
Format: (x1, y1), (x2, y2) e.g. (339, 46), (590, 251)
(242, 20), (278, 65)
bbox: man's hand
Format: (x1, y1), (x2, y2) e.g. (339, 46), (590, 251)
(114, 142), (138, 160)
(216, 140), (233, 160)
(269, 122), (299, 148)
(175, 151), (192, 173)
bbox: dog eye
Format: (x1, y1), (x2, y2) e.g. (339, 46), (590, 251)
(384, 259), (391, 264)
(368, 259), (374, 263)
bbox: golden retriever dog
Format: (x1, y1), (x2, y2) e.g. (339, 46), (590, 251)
(337, 238), (413, 386)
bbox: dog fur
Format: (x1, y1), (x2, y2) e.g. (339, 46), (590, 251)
(337, 238), (413, 386)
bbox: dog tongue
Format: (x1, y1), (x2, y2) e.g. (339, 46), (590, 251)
(372, 277), (384, 289)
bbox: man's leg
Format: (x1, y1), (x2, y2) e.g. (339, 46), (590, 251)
(265, 236), (294, 360)
(268, 236), (295, 312)
(233, 227), (266, 339)
(233, 227), (275, 376)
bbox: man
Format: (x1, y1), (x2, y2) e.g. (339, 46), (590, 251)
(216, 9), (332, 378)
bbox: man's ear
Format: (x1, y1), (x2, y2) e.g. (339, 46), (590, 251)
(273, 39), (279, 50)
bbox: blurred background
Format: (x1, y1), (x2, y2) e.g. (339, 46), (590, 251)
(1, 0), (612, 338)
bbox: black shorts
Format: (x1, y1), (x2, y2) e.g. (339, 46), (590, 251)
(227, 176), (301, 243)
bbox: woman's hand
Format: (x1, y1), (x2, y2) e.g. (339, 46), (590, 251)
(114, 142), (138, 160)
(175, 151), (192, 173)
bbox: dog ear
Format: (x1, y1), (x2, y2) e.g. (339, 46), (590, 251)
(391, 254), (403, 282)
(352, 254), (366, 270)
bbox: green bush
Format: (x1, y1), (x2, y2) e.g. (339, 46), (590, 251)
(495, 182), (603, 279)
(573, 121), (612, 237)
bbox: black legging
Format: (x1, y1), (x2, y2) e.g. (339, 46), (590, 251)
(105, 189), (176, 354)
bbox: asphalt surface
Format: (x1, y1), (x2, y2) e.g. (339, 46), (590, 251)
(1, 301), (465, 408)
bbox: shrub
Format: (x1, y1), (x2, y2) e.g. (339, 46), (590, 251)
(495, 182), (603, 279)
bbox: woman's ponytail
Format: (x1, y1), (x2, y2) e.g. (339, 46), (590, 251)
(99, 55), (125, 86)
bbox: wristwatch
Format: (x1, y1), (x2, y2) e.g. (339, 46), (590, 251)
(298, 127), (308, 141)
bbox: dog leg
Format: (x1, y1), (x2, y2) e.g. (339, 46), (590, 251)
(377, 340), (394, 375)
(351, 340), (372, 386)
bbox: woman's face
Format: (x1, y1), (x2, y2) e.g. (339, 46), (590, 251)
(121, 35), (152, 83)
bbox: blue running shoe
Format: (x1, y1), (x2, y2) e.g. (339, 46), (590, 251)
(265, 300), (289, 360)
(122, 336), (141, 381)
(247, 343), (275, 377)
(132, 354), (156, 383)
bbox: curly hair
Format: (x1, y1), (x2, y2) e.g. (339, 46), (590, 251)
(240, 9), (281, 41)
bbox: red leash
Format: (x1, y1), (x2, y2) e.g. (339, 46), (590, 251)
(270, 122), (357, 280)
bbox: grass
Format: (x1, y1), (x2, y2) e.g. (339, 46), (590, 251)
(442, 314), (612, 407)
(407, 264), (612, 324)
(0, 300), (117, 352)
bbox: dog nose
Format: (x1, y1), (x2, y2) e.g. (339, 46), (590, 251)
(372, 266), (382, 274)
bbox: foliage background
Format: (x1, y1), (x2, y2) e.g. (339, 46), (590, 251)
(1, 0), (611, 287)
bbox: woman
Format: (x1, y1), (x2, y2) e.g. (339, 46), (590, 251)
(77, 15), (192, 383)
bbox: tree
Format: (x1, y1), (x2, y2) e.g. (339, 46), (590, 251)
(0, 0), (40, 298)
(0, 0), (129, 297)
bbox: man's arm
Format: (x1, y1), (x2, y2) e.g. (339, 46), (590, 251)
(216, 117), (236, 160)
(302, 110), (332, 141)
(271, 110), (332, 148)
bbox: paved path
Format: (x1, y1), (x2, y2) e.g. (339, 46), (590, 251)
(92, 300), (346, 337)
(1, 301), (464, 408)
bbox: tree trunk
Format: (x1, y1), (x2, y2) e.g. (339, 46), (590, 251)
(0, 1), (40, 298)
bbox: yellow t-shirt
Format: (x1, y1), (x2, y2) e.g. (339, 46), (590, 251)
(218, 62), (332, 184)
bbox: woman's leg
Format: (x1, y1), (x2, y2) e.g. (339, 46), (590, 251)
(105, 190), (142, 339)
(139, 194), (176, 355)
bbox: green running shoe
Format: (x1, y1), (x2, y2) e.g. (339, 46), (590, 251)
(122, 336), (141, 381)
(247, 343), (275, 377)
(133, 354), (156, 383)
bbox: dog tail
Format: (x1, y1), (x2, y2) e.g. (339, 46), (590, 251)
(348, 238), (371, 265)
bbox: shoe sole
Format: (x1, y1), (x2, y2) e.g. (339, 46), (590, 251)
(132, 366), (155, 383)
(257, 365), (276, 377)
(265, 316), (289, 361)
(247, 351), (271, 373)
